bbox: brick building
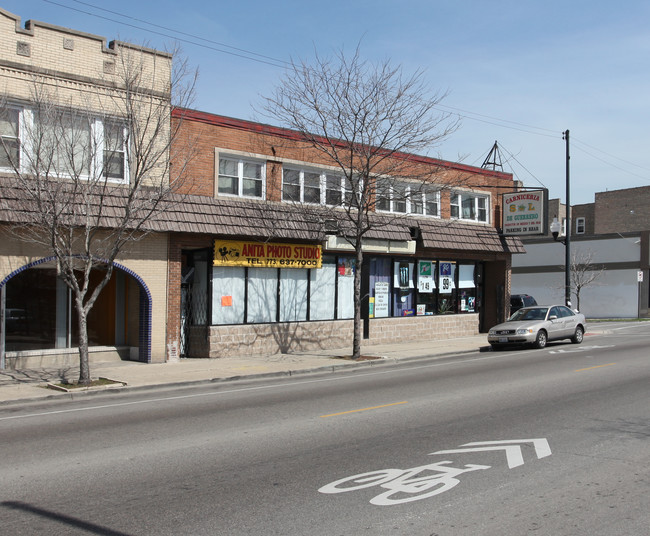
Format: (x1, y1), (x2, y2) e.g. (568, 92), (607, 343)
(0, 8), (527, 368)
(165, 109), (525, 358)
(0, 8), (172, 368)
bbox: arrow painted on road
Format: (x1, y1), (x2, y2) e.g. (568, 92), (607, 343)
(549, 345), (614, 354)
(430, 438), (551, 469)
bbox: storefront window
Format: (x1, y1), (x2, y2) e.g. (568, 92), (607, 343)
(416, 260), (437, 315)
(369, 257), (391, 318)
(210, 254), (354, 325)
(457, 264), (477, 313)
(280, 269), (308, 322)
(393, 261), (415, 316)
(211, 266), (245, 325)
(336, 258), (355, 319)
(310, 258), (336, 320)
(247, 267), (278, 323)
(4, 266), (122, 351)
(437, 261), (457, 313)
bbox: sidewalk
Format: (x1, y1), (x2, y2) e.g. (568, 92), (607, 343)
(0, 334), (489, 406)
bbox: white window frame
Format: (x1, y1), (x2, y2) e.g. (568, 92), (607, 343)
(282, 166), (346, 206)
(450, 192), (490, 223)
(376, 179), (440, 216)
(576, 217), (585, 234)
(99, 120), (129, 183)
(0, 106), (21, 171)
(218, 155), (266, 199)
(1, 105), (128, 184)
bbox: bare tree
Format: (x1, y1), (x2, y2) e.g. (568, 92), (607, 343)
(570, 249), (605, 311)
(0, 44), (197, 383)
(260, 47), (459, 359)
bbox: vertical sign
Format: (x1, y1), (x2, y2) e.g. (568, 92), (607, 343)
(374, 282), (390, 318)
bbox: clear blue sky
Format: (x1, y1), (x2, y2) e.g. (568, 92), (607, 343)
(4, 0), (650, 204)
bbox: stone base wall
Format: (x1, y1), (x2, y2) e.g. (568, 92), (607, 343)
(204, 314), (479, 358)
(205, 320), (355, 358)
(368, 313), (479, 344)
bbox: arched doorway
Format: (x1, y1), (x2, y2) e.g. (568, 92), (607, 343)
(0, 257), (152, 364)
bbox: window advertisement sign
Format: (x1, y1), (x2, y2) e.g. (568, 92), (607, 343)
(439, 261), (455, 294)
(214, 239), (322, 268)
(418, 260), (435, 293)
(374, 281), (390, 318)
(502, 189), (547, 236)
(393, 262), (414, 289)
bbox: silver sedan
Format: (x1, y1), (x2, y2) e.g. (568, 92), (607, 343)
(488, 305), (586, 350)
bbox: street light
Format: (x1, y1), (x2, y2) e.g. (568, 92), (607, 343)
(549, 130), (572, 308)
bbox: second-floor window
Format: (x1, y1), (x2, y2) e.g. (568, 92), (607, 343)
(282, 167), (346, 206)
(0, 108), (20, 169)
(376, 179), (440, 216)
(103, 121), (127, 181)
(576, 217), (585, 234)
(450, 192), (488, 223)
(218, 157), (264, 198)
(0, 105), (128, 183)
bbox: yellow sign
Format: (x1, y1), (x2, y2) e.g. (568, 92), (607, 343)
(214, 239), (322, 268)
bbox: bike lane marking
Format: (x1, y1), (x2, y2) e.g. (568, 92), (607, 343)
(320, 401), (407, 418)
(318, 439), (552, 505)
(432, 438), (551, 468)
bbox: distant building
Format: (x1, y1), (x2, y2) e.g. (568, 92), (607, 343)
(512, 186), (650, 318)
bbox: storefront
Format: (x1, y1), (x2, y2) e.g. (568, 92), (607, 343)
(175, 216), (522, 358)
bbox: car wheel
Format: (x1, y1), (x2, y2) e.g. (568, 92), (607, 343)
(534, 330), (547, 349)
(572, 326), (584, 344)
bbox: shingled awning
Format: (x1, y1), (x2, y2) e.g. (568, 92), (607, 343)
(0, 175), (523, 254)
(416, 218), (525, 254)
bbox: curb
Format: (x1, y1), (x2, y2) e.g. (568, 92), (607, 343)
(0, 346), (482, 409)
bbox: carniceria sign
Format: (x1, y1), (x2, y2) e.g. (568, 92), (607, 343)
(213, 239), (322, 268)
(502, 189), (548, 236)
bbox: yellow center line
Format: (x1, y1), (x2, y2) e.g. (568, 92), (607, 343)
(575, 363), (616, 372)
(320, 401), (408, 418)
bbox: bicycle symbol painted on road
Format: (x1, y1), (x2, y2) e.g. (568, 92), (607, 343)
(318, 460), (490, 505)
(318, 438), (551, 506)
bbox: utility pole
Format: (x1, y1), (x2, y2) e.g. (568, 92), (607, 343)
(563, 130), (571, 307)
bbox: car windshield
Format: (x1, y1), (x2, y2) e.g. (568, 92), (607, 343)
(510, 307), (548, 321)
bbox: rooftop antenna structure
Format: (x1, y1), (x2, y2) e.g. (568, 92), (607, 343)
(481, 141), (504, 172)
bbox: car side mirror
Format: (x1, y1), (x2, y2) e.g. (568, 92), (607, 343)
(549, 315), (558, 320)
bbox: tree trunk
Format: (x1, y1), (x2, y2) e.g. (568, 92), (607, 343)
(352, 245), (364, 360)
(76, 302), (91, 385)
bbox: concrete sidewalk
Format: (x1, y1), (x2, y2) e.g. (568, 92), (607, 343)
(0, 334), (490, 406)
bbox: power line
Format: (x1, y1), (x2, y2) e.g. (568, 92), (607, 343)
(43, 0), (289, 68)
(38, 0), (650, 185)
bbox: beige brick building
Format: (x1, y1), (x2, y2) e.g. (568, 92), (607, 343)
(0, 8), (172, 368)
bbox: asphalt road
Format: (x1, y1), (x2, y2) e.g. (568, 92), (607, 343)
(1, 322), (648, 535)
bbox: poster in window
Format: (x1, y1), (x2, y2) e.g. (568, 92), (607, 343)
(418, 261), (435, 293)
(398, 262), (410, 289)
(439, 262), (453, 295)
(338, 258), (355, 276)
(374, 282), (389, 318)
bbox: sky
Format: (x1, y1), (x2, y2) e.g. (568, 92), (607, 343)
(3, 0), (650, 205)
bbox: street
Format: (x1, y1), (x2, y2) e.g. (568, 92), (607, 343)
(1, 322), (648, 535)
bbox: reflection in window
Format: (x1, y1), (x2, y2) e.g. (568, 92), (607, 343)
(451, 193), (488, 223)
(218, 157), (264, 198)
